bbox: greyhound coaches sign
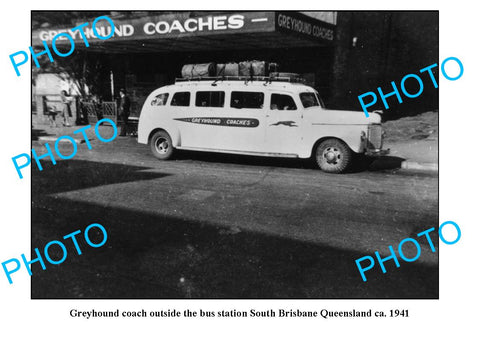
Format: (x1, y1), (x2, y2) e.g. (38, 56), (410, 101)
(143, 15), (245, 35)
(276, 12), (335, 41)
(32, 12), (335, 46)
(33, 12), (272, 45)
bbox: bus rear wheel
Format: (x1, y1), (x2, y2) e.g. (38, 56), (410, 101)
(150, 131), (174, 160)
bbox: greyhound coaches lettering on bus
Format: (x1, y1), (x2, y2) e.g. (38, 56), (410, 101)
(9, 15), (115, 77)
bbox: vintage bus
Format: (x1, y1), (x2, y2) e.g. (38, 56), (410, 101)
(138, 76), (387, 173)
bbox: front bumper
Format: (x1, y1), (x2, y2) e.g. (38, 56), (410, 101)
(365, 148), (390, 157)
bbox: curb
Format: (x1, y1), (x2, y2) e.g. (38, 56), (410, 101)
(37, 136), (85, 144)
(400, 160), (438, 172)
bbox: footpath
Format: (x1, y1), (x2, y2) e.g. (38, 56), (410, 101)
(378, 110), (438, 173)
(32, 114), (123, 144)
(385, 139), (438, 172)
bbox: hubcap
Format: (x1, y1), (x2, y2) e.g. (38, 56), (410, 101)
(155, 137), (169, 154)
(323, 147), (341, 164)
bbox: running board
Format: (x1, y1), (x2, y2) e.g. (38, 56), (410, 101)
(176, 146), (299, 158)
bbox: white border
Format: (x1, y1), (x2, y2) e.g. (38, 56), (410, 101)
(0, 1), (478, 338)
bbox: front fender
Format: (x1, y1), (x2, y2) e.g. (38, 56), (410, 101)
(301, 124), (366, 158)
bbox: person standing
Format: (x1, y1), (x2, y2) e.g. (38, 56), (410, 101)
(119, 88), (131, 136)
(60, 90), (72, 127)
(43, 96), (57, 127)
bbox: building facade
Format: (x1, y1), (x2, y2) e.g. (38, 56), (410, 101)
(31, 11), (438, 121)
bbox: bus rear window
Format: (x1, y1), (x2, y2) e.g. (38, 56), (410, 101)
(151, 93), (169, 106)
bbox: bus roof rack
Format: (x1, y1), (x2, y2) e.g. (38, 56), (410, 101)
(175, 75), (306, 84)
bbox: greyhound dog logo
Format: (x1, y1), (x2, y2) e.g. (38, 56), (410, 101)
(270, 121), (298, 127)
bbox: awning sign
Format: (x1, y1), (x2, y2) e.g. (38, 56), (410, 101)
(275, 12), (335, 41)
(33, 12), (275, 45)
(32, 12), (335, 46)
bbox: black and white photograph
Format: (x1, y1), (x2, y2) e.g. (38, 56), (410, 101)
(29, 10), (439, 299)
(3, 1), (480, 338)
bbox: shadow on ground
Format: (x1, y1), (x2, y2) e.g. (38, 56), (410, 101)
(32, 129), (50, 141)
(31, 160), (438, 299)
(175, 149), (316, 169)
(367, 156), (405, 171)
(32, 160), (170, 195)
(173, 150), (405, 173)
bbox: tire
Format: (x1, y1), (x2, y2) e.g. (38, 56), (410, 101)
(315, 139), (353, 173)
(150, 131), (174, 160)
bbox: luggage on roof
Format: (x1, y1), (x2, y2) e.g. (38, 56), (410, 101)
(238, 60), (277, 77)
(239, 61), (252, 76)
(181, 63), (216, 79)
(269, 72), (301, 81)
(181, 61), (299, 81)
(216, 62), (239, 77)
(251, 60), (267, 76)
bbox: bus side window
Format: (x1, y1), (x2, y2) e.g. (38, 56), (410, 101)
(171, 92), (191, 106)
(230, 91), (264, 109)
(195, 91), (225, 107)
(270, 94), (297, 110)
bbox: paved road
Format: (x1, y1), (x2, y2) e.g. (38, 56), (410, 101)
(31, 136), (438, 298)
